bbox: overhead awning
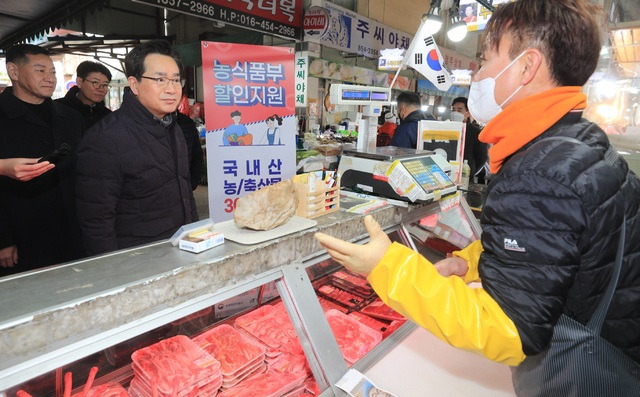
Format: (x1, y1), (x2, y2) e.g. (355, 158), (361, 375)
(0, 0), (106, 51)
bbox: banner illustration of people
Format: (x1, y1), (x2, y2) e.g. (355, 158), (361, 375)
(258, 114), (283, 145)
(223, 110), (251, 146)
(202, 42), (296, 221)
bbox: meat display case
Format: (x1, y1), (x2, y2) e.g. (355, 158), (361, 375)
(0, 194), (481, 397)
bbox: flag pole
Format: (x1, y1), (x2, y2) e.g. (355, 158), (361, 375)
(389, 14), (429, 90)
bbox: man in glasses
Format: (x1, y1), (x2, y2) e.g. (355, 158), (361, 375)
(56, 61), (112, 129)
(76, 40), (198, 255)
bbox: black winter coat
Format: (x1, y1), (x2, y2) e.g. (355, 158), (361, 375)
(55, 85), (111, 130)
(479, 112), (640, 364)
(176, 113), (203, 191)
(76, 88), (198, 255)
(0, 88), (85, 275)
(390, 110), (433, 149)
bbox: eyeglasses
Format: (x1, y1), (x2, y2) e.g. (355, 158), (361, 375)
(140, 76), (186, 88)
(83, 79), (111, 90)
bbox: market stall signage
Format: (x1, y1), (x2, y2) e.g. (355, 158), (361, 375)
(295, 51), (308, 107)
(304, 0), (411, 58)
(132, 0), (302, 39)
(451, 69), (472, 86)
(202, 42), (296, 222)
(303, 6), (329, 37)
(378, 48), (405, 71)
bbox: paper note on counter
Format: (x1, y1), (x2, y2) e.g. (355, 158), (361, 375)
(335, 369), (397, 397)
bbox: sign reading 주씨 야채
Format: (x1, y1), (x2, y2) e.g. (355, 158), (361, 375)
(295, 51), (309, 107)
(304, 0), (411, 58)
(132, 0), (302, 39)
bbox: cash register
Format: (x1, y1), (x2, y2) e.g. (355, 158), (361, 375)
(337, 146), (457, 203)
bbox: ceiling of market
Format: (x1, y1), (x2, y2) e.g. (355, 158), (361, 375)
(1, 0), (640, 68)
(0, 0), (107, 50)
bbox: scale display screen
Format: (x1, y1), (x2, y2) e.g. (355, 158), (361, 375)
(401, 156), (454, 193)
(341, 90), (370, 101)
(370, 91), (389, 101)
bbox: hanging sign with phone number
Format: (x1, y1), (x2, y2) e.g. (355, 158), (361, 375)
(132, 0), (302, 40)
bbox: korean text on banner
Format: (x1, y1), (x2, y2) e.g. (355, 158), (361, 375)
(202, 42), (296, 222)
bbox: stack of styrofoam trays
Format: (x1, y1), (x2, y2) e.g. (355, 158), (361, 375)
(193, 324), (268, 390)
(324, 309), (383, 366)
(128, 335), (222, 397)
(267, 351), (311, 376)
(217, 371), (307, 397)
(234, 304), (304, 359)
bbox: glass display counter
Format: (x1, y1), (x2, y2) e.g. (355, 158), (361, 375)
(0, 194), (480, 397)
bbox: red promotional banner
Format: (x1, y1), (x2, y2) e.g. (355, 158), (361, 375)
(204, 0), (301, 27)
(202, 42), (296, 221)
(202, 42), (296, 131)
(132, 0), (301, 39)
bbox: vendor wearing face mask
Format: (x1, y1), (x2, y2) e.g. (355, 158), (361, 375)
(314, 0), (640, 395)
(451, 97), (487, 182)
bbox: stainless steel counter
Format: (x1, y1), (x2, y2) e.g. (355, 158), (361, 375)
(0, 202), (424, 390)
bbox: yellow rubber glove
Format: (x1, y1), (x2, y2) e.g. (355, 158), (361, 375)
(368, 242), (525, 365)
(315, 215), (391, 276)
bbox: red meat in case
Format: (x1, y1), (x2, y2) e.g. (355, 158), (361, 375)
(267, 352), (310, 375)
(330, 270), (370, 289)
(234, 304), (303, 355)
(382, 319), (408, 339)
(217, 371), (306, 397)
(324, 309), (382, 364)
(316, 284), (366, 310)
(360, 299), (405, 322)
(131, 335), (221, 396)
(348, 311), (389, 334)
(317, 296), (349, 314)
(71, 382), (130, 397)
(193, 324), (266, 377)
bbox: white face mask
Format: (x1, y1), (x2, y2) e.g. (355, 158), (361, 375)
(450, 111), (465, 122)
(468, 51), (525, 125)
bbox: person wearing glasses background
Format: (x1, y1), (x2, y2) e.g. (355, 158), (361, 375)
(55, 61), (112, 129)
(75, 40), (198, 255)
(0, 44), (85, 275)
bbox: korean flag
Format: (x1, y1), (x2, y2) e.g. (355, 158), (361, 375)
(404, 21), (452, 91)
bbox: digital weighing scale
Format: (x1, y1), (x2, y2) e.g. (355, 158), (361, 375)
(338, 146), (457, 203)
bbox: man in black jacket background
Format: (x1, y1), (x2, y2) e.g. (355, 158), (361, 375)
(56, 61), (112, 129)
(76, 40), (198, 255)
(390, 92), (433, 148)
(0, 44), (85, 275)
(451, 96), (487, 181)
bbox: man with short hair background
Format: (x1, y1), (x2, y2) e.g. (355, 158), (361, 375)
(451, 96), (487, 181)
(56, 60), (112, 129)
(75, 40), (198, 255)
(0, 44), (85, 275)
(391, 92), (433, 148)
